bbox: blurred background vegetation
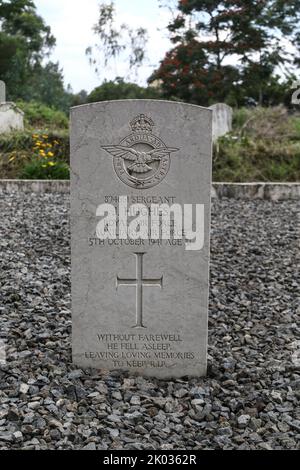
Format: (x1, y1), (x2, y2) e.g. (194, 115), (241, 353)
(1, 103), (299, 181)
(0, 0), (300, 181)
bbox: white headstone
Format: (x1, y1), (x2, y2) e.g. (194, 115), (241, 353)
(0, 81), (5, 103)
(209, 103), (233, 142)
(0, 103), (24, 133)
(71, 100), (212, 379)
(0, 80), (24, 133)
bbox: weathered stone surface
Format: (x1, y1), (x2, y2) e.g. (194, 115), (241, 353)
(0, 102), (24, 133)
(209, 103), (233, 141)
(0, 80), (5, 103)
(71, 100), (212, 378)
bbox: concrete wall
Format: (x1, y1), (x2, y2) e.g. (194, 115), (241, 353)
(0, 180), (299, 200)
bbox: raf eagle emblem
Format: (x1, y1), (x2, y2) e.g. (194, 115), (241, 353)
(102, 114), (179, 189)
(102, 145), (178, 174)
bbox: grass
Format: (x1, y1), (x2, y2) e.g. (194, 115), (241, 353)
(213, 106), (300, 182)
(20, 159), (70, 180)
(0, 103), (299, 181)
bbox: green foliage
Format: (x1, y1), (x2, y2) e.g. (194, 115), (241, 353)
(0, 0), (73, 112)
(0, 0), (55, 58)
(292, 117), (300, 136)
(17, 131), (70, 179)
(17, 62), (73, 112)
(1, 103), (299, 182)
(0, 129), (69, 179)
(151, 0), (300, 106)
(17, 101), (69, 129)
(20, 159), (69, 180)
(0, 129), (69, 155)
(71, 90), (89, 107)
(0, 130), (32, 154)
(232, 108), (252, 130)
(88, 78), (161, 103)
(0, 0), (56, 99)
(213, 107), (300, 182)
(213, 135), (300, 182)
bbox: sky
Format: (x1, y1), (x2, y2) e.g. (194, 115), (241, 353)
(34, 0), (173, 93)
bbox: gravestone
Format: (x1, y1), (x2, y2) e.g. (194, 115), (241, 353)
(0, 80), (24, 133)
(209, 103), (233, 142)
(71, 100), (212, 378)
(0, 81), (5, 103)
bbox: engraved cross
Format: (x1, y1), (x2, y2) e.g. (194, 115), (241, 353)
(116, 252), (163, 329)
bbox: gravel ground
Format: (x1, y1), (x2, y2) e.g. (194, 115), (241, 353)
(0, 193), (299, 450)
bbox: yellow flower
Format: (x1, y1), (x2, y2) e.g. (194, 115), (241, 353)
(48, 161), (56, 167)
(53, 140), (59, 145)
(42, 164), (47, 168)
(48, 152), (54, 157)
(42, 135), (49, 139)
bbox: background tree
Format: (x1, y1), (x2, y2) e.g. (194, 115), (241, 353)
(0, 0), (54, 97)
(150, 0), (300, 106)
(86, 1), (148, 82)
(87, 77), (160, 103)
(0, 0), (72, 111)
(22, 62), (73, 112)
(71, 89), (89, 107)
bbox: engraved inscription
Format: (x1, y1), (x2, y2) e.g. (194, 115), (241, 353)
(83, 333), (197, 369)
(116, 252), (163, 329)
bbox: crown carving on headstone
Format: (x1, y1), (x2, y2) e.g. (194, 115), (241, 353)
(130, 114), (154, 133)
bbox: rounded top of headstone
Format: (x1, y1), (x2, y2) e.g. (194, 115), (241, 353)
(209, 102), (233, 110)
(0, 102), (24, 115)
(71, 99), (213, 114)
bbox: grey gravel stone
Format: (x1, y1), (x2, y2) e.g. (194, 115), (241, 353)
(83, 442), (96, 450)
(13, 431), (23, 442)
(130, 396), (141, 406)
(20, 384), (29, 394)
(0, 193), (298, 450)
(237, 415), (251, 428)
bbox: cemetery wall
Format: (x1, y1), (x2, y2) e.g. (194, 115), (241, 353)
(0, 180), (299, 200)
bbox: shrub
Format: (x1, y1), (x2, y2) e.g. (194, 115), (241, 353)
(88, 79), (161, 103)
(212, 106), (300, 182)
(0, 130), (70, 179)
(20, 159), (69, 180)
(16, 100), (69, 129)
(1, 105), (299, 182)
(0, 131), (32, 153)
(29, 132), (70, 163)
(0, 129), (69, 158)
(232, 108), (252, 130)
(19, 132), (70, 180)
(235, 106), (293, 141)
